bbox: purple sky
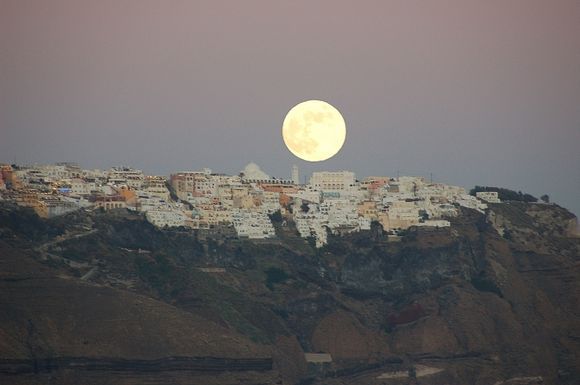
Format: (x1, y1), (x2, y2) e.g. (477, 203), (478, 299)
(1, 0), (579, 215)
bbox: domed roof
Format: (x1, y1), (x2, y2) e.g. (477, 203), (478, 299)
(242, 162), (270, 180)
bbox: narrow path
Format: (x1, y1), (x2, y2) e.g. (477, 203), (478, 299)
(35, 228), (99, 252)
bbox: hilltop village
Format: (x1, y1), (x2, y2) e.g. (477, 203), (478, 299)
(0, 162), (500, 247)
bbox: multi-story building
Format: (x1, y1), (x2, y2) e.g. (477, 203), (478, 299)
(93, 195), (127, 210)
(39, 163), (81, 180)
(41, 197), (80, 218)
(382, 201), (421, 230)
(146, 209), (189, 228)
(108, 167), (144, 189)
(260, 191), (282, 213)
(69, 178), (96, 196)
(169, 169), (227, 200)
(309, 171), (356, 192)
(360, 176), (390, 197)
(142, 176), (170, 201)
(358, 200), (379, 221)
(0, 165), (16, 189)
(232, 209), (275, 239)
(456, 194), (487, 213)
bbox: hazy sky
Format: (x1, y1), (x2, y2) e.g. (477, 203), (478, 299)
(1, 0), (579, 215)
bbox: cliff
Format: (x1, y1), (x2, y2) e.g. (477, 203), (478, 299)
(0, 201), (578, 385)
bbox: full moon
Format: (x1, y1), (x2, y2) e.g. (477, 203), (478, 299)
(282, 100), (346, 162)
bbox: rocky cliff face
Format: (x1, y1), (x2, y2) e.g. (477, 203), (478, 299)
(0, 202), (578, 385)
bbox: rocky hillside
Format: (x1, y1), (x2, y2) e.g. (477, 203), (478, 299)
(0, 201), (578, 385)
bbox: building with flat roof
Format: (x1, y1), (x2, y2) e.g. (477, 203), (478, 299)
(310, 171), (356, 192)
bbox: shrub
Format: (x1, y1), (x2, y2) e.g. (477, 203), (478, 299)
(470, 186), (538, 202)
(269, 210), (283, 223)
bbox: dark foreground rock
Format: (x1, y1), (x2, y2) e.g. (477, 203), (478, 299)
(0, 202), (578, 384)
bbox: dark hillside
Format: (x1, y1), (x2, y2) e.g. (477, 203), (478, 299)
(0, 202), (578, 384)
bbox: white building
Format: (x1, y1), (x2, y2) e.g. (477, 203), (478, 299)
(288, 189), (322, 205)
(260, 191), (282, 213)
(309, 171), (356, 192)
(476, 191), (501, 203)
(241, 162), (270, 182)
(291, 165), (300, 185)
(141, 176), (170, 201)
(395, 176), (426, 194)
(145, 208), (189, 228)
(40, 163), (81, 180)
(108, 167), (144, 189)
(293, 211), (329, 247)
(69, 178), (96, 196)
(456, 194), (487, 213)
(384, 201), (421, 230)
(232, 209), (276, 239)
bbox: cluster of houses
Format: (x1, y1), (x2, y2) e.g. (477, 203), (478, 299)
(0, 162), (500, 246)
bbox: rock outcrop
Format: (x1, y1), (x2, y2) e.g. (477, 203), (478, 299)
(0, 201), (578, 384)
